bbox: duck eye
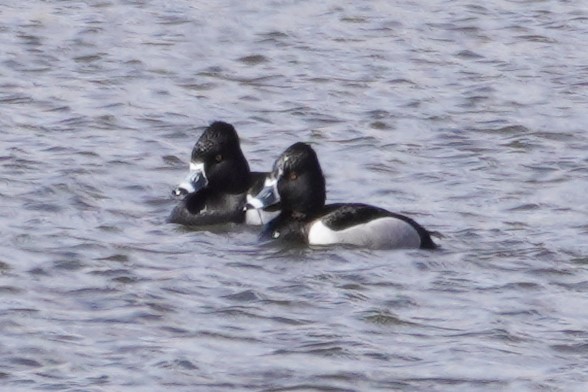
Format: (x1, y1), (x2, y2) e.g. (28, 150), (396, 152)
(215, 154), (223, 163)
(289, 171), (298, 181)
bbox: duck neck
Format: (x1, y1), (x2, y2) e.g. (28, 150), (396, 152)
(216, 156), (251, 194)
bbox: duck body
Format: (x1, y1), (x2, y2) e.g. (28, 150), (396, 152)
(249, 143), (436, 250)
(169, 171), (270, 226)
(168, 122), (276, 226)
(261, 203), (435, 249)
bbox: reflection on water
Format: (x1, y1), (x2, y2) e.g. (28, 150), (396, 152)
(1, 0), (588, 390)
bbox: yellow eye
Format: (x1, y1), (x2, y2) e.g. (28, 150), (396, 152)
(215, 154), (223, 163)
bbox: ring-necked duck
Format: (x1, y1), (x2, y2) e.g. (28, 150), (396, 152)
(246, 142), (436, 249)
(168, 121), (277, 226)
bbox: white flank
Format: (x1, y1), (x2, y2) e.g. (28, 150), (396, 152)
(307, 217), (421, 249)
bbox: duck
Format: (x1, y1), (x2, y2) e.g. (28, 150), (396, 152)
(246, 142), (437, 249)
(168, 121), (278, 226)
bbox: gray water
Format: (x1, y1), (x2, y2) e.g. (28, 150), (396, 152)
(2, 1), (588, 391)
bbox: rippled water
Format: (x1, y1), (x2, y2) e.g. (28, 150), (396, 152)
(2, 0), (588, 390)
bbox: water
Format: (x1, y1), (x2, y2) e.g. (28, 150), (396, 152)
(1, 0), (588, 390)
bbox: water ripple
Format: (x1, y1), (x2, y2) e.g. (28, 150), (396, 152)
(1, 0), (588, 390)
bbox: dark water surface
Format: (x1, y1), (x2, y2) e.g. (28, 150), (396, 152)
(2, 1), (588, 391)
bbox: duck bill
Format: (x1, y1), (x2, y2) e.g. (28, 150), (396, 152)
(245, 177), (280, 211)
(172, 162), (208, 197)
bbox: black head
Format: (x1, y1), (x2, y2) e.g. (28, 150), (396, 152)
(174, 121), (251, 196)
(272, 142), (326, 216)
(194, 121), (252, 193)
